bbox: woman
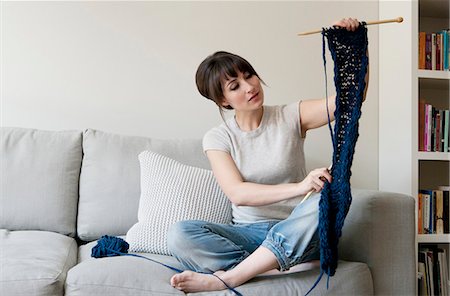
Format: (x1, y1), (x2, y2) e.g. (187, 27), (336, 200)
(167, 17), (368, 293)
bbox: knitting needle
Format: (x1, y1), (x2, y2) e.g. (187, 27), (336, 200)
(297, 17), (404, 36)
(299, 165), (332, 205)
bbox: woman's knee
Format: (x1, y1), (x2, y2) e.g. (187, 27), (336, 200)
(167, 220), (202, 255)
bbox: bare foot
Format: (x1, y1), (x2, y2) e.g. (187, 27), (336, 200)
(170, 270), (227, 293)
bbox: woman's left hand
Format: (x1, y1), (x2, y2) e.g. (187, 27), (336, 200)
(333, 17), (360, 31)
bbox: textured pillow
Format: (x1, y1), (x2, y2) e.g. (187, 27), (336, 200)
(126, 150), (232, 255)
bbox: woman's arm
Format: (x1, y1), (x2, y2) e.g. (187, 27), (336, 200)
(206, 150), (331, 206)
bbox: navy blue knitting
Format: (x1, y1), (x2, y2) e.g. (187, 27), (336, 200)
(307, 22), (368, 294)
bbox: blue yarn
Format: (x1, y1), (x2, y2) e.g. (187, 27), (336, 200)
(306, 22), (368, 296)
(91, 235), (243, 296)
(91, 235), (129, 258)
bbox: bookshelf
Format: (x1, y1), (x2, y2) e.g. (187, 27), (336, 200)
(380, 0), (449, 295)
(414, 1), (450, 295)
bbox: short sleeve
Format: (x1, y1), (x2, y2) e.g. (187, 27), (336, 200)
(281, 101), (302, 137)
(202, 127), (231, 155)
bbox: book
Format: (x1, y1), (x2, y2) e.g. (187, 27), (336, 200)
(419, 32), (426, 70)
(439, 110), (444, 152)
(444, 110), (449, 153)
(421, 190), (433, 234)
(436, 110), (441, 152)
(419, 251), (429, 296)
(437, 33), (441, 70)
(429, 105), (436, 151)
(438, 186), (449, 234)
(444, 30), (449, 70)
(425, 104), (432, 151)
(426, 33), (432, 70)
(432, 33), (436, 70)
(448, 30), (450, 71)
(427, 249), (435, 295)
(437, 249), (449, 296)
(419, 100), (426, 151)
(434, 190), (444, 234)
(418, 192), (423, 234)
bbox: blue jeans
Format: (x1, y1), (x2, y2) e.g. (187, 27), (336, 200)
(167, 193), (320, 273)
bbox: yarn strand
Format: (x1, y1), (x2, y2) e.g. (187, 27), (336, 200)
(91, 235), (243, 296)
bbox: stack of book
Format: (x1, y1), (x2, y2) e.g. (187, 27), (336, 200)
(418, 187), (449, 235)
(419, 30), (450, 71)
(418, 101), (449, 152)
(418, 246), (449, 296)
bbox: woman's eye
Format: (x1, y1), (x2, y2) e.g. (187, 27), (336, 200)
(230, 84), (239, 91)
(245, 73), (253, 79)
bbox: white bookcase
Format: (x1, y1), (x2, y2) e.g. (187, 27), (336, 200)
(380, 0), (449, 295)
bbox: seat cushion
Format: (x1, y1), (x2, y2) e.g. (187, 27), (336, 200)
(77, 129), (210, 241)
(0, 229), (78, 296)
(0, 127), (82, 236)
(66, 240), (373, 296)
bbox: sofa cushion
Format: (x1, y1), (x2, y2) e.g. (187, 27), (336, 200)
(126, 151), (232, 255)
(78, 129), (210, 241)
(0, 127), (82, 236)
(67, 240), (373, 296)
(0, 229), (78, 296)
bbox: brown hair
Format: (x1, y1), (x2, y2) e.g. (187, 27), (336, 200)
(195, 51), (264, 119)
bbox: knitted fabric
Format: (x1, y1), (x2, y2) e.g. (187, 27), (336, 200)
(316, 22), (368, 286)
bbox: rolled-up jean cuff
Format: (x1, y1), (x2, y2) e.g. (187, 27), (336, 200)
(261, 239), (290, 272)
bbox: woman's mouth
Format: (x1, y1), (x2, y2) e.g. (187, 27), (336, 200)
(249, 92), (259, 101)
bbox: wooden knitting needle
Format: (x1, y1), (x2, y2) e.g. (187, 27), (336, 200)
(300, 165), (332, 205)
(297, 17), (404, 36)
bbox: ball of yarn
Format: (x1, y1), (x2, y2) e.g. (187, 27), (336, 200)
(91, 235), (129, 258)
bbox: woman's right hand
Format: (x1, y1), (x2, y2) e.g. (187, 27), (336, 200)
(298, 167), (332, 196)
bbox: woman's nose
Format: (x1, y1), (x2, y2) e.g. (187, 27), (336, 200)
(244, 81), (256, 93)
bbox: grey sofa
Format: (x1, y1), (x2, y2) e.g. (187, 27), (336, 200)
(0, 127), (416, 296)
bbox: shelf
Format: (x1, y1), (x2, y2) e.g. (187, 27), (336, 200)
(417, 152), (450, 161)
(418, 234), (450, 243)
(417, 70), (450, 79)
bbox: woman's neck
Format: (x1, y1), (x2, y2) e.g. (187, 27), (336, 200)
(234, 106), (264, 132)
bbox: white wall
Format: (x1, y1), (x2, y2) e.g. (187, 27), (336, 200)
(379, 0), (413, 195)
(1, 1), (379, 189)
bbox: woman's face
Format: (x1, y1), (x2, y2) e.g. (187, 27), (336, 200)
(221, 71), (264, 111)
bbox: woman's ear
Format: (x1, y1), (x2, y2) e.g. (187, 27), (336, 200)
(221, 98), (230, 108)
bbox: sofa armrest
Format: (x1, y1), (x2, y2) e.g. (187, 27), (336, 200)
(339, 189), (416, 296)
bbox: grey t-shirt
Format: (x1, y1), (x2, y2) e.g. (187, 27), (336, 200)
(202, 101), (307, 223)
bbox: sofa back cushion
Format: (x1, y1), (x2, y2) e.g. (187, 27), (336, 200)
(0, 127), (82, 236)
(78, 129), (210, 241)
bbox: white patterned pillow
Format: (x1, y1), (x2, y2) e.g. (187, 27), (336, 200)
(126, 150), (232, 255)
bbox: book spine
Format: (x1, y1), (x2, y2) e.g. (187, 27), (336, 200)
(444, 110), (449, 153)
(439, 110), (444, 152)
(436, 33), (441, 71)
(441, 189), (449, 234)
(448, 30), (450, 70)
(419, 100), (425, 151)
(418, 193), (423, 234)
(419, 32), (426, 70)
(444, 30), (449, 70)
(436, 110), (441, 152)
(435, 190), (444, 234)
(425, 104), (430, 151)
(426, 33), (432, 70)
(431, 105), (435, 151)
(421, 190), (431, 233)
(432, 33), (436, 70)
